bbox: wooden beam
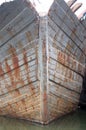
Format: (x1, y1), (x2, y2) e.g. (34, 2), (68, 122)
(67, 0), (77, 7)
(71, 3), (82, 13)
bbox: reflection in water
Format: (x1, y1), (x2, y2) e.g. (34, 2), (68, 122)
(0, 109), (86, 130)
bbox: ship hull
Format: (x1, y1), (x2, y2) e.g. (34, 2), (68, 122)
(0, 0), (85, 124)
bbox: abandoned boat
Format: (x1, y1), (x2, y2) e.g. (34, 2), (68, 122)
(0, 0), (86, 124)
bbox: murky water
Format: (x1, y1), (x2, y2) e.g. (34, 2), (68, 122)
(0, 109), (86, 130)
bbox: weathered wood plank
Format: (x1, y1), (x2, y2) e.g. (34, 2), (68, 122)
(48, 17), (85, 64)
(49, 81), (80, 103)
(49, 45), (85, 76)
(0, 81), (39, 104)
(50, 1), (85, 43)
(0, 8), (37, 47)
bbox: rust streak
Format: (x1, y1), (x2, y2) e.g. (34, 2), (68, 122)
(26, 31), (32, 42)
(8, 45), (22, 81)
(23, 48), (35, 96)
(5, 59), (14, 86)
(0, 63), (4, 76)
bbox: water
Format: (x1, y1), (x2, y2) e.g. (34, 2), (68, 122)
(0, 109), (86, 130)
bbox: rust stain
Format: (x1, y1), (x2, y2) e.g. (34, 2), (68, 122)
(12, 52), (19, 68)
(7, 103), (16, 116)
(26, 31), (32, 42)
(71, 28), (76, 38)
(15, 89), (20, 96)
(0, 63), (4, 76)
(5, 59), (11, 72)
(53, 33), (57, 45)
(43, 41), (47, 63)
(5, 59), (14, 86)
(21, 99), (26, 110)
(58, 51), (65, 64)
(23, 48), (35, 96)
(43, 92), (47, 116)
(17, 100), (25, 111)
(5, 45), (24, 89)
(8, 45), (21, 79)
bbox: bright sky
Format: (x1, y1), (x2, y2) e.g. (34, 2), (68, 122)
(28, 0), (54, 16)
(0, 0), (86, 17)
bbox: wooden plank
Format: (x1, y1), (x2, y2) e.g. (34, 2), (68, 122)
(0, 8), (37, 47)
(48, 15), (85, 64)
(49, 18), (77, 55)
(49, 73), (82, 93)
(0, 63), (38, 82)
(49, 45), (85, 76)
(0, 81), (39, 105)
(49, 81), (80, 103)
(0, 93), (41, 120)
(50, 0), (85, 46)
(48, 22), (80, 59)
(0, 70), (39, 95)
(49, 58), (83, 83)
(48, 91), (78, 119)
(0, 22), (39, 62)
(0, 77), (39, 98)
(0, 42), (38, 74)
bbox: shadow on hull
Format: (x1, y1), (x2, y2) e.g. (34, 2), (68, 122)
(79, 69), (86, 110)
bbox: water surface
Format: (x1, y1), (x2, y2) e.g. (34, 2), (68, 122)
(0, 109), (86, 130)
